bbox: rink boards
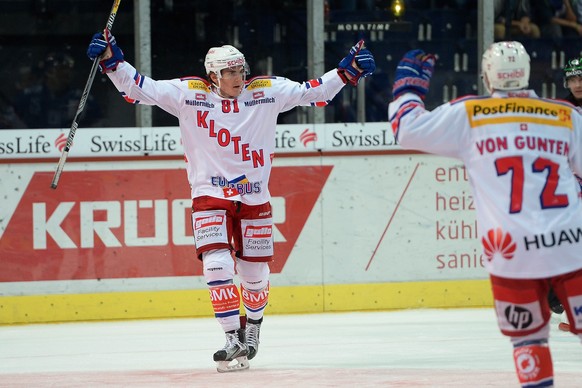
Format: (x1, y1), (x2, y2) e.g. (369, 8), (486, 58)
(0, 125), (492, 324)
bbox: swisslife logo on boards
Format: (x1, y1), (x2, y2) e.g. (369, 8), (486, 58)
(0, 124), (398, 159)
(0, 166), (332, 282)
(0, 129), (181, 158)
(275, 123), (397, 151)
(55, 133), (67, 151)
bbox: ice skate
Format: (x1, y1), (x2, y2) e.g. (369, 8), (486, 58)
(245, 317), (262, 360)
(213, 328), (249, 373)
(558, 312), (571, 332)
(558, 322), (571, 332)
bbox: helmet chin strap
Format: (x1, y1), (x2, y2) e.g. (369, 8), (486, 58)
(214, 77), (226, 97)
(482, 74), (492, 95)
(211, 74), (229, 98)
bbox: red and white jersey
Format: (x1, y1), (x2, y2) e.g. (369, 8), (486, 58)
(107, 62), (346, 205)
(389, 90), (582, 279)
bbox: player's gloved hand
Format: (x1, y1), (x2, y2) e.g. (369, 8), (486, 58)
(87, 32), (107, 60)
(338, 40), (376, 86)
(392, 49), (436, 99)
(87, 29), (124, 73)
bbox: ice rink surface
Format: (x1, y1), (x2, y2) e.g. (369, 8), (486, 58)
(1, 308), (580, 387)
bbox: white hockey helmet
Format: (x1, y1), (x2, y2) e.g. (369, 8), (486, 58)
(204, 45), (248, 78)
(481, 41), (530, 94)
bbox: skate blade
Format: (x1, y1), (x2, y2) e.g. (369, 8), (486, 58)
(558, 322), (570, 332)
(216, 356), (250, 373)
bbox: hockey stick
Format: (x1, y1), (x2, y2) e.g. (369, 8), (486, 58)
(50, 0), (122, 189)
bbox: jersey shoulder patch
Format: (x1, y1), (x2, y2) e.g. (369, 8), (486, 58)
(246, 76), (276, 91)
(180, 76), (211, 92)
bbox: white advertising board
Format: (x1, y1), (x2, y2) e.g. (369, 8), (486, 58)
(0, 146), (485, 297)
(0, 123), (395, 159)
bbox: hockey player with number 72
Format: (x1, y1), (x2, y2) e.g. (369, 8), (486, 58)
(388, 42), (582, 387)
(87, 30), (375, 372)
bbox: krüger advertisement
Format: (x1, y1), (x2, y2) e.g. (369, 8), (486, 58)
(0, 124), (491, 323)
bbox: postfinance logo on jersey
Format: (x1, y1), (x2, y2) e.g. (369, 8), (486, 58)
(465, 98), (572, 129)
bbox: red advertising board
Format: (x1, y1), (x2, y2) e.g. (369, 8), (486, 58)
(0, 166), (332, 281)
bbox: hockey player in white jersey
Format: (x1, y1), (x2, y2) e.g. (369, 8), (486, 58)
(389, 42), (582, 387)
(87, 30), (375, 372)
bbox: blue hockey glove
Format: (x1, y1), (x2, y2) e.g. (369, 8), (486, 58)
(392, 49), (436, 99)
(87, 29), (124, 73)
(87, 32), (107, 60)
(338, 40), (376, 86)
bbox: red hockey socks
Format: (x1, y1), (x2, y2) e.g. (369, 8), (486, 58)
(513, 340), (553, 387)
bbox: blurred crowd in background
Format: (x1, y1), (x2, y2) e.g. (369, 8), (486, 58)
(1, 0), (581, 129)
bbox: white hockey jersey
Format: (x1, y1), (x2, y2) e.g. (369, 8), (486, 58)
(107, 62), (346, 205)
(389, 90), (582, 279)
